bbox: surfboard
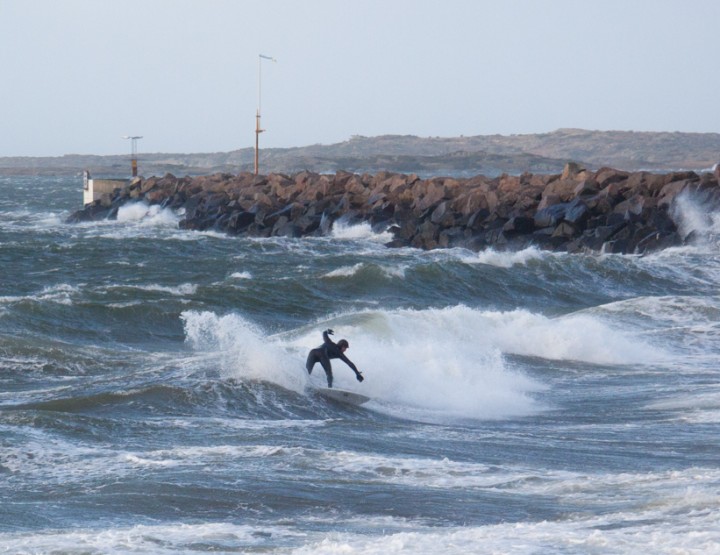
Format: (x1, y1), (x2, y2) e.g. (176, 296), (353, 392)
(315, 387), (371, 406)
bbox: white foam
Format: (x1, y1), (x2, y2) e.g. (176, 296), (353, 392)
(7, 426), (720, 508)
(0, 429), (526, 490)
(0, 522), (303, 555)
(675, 409), (720, 424)
(465, 246), (549, 268)
(103, 283), (197, 296)
(137, 283), (197, 296)
(274, 465), (720, 553)
(485, 307), (664, 365)
(181, 310), (306, 393)
(180, 303), (667, 421)
(146, 416), (328, 432)
(323, 263), (408, 279)
(4, 510), (719, 555)
(1, 428), (324, 483)
(324, 263), (365, 278)
(673, 192), (720, 246)
(107, 301), (143, 308)
(646, 389), (720, 412)
(381, 264), (408, 278)
(590, 295), (720, 362)
(286, 509), (720, 555)
(331, 220), (394, 243)
(0, 208), (64, 233)
(71, 202), (182, 241)
(0, 283), (81, 306)
(116, 202), (179, 227)
(2, 422), (720, 555)
(231, 271), (253, 279)
(288, 307), (546, 421)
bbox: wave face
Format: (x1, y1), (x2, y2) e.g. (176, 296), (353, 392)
(1, 176), (720, 553)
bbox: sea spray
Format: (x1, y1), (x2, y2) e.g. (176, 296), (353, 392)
(181, 310), (306, 393)
(468, 246), (548, 268)
(285, 307), (545, 421)
(482, 307), (664, 365)
(322, 262), (408, 280)
(331, 220), (394, 243)
(116, 202), (179, 227)
(291, 303), (669, 418)
(673, 191), (720, 246)
(184, 303), (669, 420)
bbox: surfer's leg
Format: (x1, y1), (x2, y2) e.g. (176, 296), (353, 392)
(319, 356), (333, 388)
(306, 350), (320, 375)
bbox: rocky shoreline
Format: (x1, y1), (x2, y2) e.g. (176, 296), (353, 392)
(67, 164), (720, 254)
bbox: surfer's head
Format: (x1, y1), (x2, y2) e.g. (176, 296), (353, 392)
(337, 339), (349, 352)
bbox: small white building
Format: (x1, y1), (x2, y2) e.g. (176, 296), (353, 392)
(83, 171), (127, 206)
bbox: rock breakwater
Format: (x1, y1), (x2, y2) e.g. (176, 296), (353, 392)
(68, 164), (720, 254)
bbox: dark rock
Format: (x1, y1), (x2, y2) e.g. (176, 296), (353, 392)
(563, 198), (590, 228)
(502, 216), (535, 236)
(613, 195), (645, 220)
(430, 201), (456, 226)
(637, 230), (681, 252)
(228, 211), (256, 233)
(466, 209), (490, 230)
(412, 220), (440, 249)
(606, 212), (627, 227)
(649, 207), (676, 234)
(552, 221), (577, 238)
(574, 179), (598, 197)
(534, 203), (567, 228)
(66, 201), (111, 223)
(595, 167), (630, 188)
(438, 227), (465, 248)
(602, 238), (631, 254)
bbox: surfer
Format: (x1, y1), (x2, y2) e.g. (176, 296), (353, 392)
(306, 329), (364, 388)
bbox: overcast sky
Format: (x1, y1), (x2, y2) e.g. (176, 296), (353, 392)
(2, 0), (718, 156)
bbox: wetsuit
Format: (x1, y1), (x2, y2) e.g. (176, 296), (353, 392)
(305, 330), (362, 388)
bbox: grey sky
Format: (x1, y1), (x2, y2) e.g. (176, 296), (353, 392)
(1, 0), (718, 156)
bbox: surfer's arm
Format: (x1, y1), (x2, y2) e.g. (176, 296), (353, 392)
(339, 354), (357, 372)
(339, 354), (364, 381)
(323, 329), (335, 345)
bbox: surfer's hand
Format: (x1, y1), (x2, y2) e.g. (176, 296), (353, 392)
(356, 372), (364, 382)
(326, 329), (334, 335)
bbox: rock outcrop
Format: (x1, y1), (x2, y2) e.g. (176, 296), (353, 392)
(67, 164), (720, 255)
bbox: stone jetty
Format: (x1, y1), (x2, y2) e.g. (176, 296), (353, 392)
(67, 164), (720, 254)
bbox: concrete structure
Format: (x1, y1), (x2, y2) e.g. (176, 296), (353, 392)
(83, 171), (127, 206)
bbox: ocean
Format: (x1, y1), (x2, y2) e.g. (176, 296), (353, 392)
(1, 175), (719, 554)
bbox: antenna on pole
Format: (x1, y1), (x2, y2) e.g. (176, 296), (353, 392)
(122, 135), (143, 177)
(255, 54), (276, 176)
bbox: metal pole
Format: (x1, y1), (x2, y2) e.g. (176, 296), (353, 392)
(254, 55), (275, 176)
(254, 109), (262, 175)
(123, 135), (143, 177)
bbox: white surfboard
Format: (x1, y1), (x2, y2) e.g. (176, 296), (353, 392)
(315, 387), (370, 406)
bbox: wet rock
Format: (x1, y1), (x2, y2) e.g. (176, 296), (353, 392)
(65, 166), (720, 255)
(503, 216), (535, 236)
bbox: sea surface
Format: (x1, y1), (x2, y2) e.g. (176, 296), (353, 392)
(1, 175), (719, 554)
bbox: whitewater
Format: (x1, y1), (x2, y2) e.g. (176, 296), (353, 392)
(1, 175), (719, 554)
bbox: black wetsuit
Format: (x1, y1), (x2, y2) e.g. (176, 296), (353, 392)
(306, 330), (360, 388)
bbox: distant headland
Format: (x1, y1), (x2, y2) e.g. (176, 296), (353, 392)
(4, 128), (720, 177)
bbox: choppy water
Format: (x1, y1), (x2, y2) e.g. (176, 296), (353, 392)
(1, 175), (719, 554)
